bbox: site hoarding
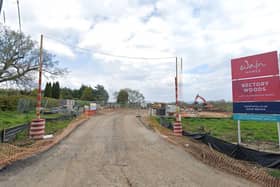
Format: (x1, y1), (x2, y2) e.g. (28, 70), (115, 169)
(231, 51), (279, 80)
(231, 51), (280, 120)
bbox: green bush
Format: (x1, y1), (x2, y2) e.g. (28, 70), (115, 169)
(0, 96), (20, 111)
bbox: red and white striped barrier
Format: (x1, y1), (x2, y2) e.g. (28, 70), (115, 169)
(29, 118), (45, 140)
(173, 113), (182, 136)
(173, 121), (182, 136)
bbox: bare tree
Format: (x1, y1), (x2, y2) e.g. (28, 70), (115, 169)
(0, 26), (66, 87)
(125, 88), (145, 104)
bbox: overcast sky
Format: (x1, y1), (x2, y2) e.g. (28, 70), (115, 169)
(2, 0), (280, 102)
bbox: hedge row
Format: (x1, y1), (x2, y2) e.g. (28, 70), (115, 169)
(0, 96), (60, 112)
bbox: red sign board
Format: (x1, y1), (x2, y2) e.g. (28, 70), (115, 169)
(231, 51), (279, 79)
(232, 76), (280, 102)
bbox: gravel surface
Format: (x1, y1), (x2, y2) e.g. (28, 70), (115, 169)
(0, 110), (258, 187)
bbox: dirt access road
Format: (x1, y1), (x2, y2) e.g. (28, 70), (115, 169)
(0, 110), (258, 187)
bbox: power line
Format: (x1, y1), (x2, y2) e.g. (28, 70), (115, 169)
(0, 0), (3, 15)
(44, 34), (176, 60)
(2, 10), (5, 24)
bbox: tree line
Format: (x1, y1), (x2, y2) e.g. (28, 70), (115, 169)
(44, 82), (60, 99)
(54, 84), (109, 104)
(0, 83), (109, 104)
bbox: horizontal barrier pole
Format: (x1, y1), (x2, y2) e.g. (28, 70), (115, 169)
(3, 124), (29, 142)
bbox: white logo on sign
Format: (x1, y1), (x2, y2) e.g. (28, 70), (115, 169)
(240, 60), (266, 73)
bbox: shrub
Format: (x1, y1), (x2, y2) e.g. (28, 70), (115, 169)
(0, 96), (20, 111)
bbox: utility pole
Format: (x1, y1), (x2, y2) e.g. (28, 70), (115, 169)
(173, 57), (182, 136)
(29, 34), (46, 140)
(36, 34), (44, 119)
(180, 57), (183, 102)
(16, 0), (22, 32)
(175, 57), (178, 106)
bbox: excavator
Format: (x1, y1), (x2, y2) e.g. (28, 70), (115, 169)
(193, 94), (214, 111)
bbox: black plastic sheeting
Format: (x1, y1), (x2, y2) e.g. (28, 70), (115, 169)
(159, 117), (280, 169)
(183, 131), (280, 169)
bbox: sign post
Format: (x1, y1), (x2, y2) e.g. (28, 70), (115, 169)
(277, 122), (280, 149)
(237, 120), (241, 144)
(231, 51), (280, 147)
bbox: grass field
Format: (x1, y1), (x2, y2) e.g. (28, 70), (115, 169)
(13, 119), (72, 143)
(157, 117), (279, 143)
(269, 169), (280, 178)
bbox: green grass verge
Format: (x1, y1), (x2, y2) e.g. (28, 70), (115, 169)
(0, 111), (34, 130)
(0, 111), (66, 130)
(0, 111), (73, 144)
(44, 120), (72, 135)
(268, 169), (280, 179)
(12, 119), (72, 144)
(156, 117), (279, 143)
